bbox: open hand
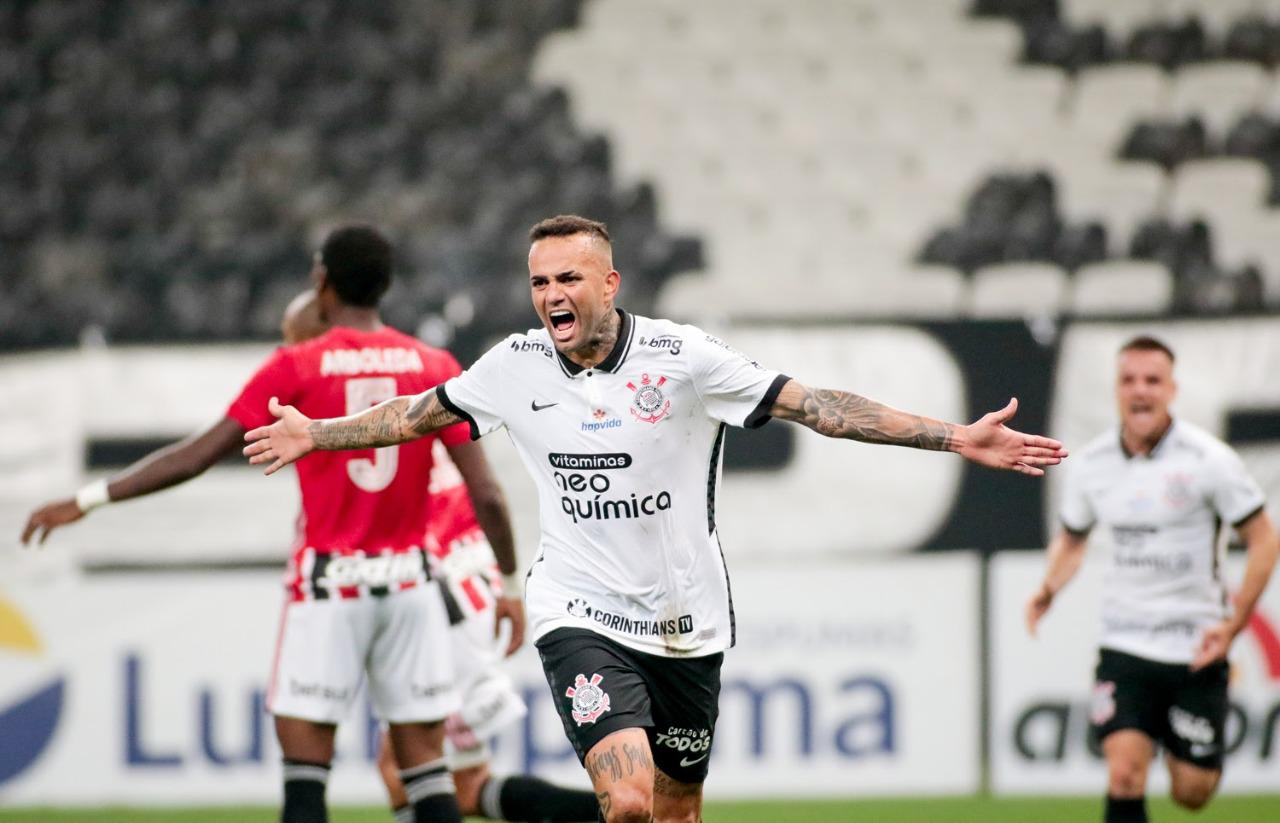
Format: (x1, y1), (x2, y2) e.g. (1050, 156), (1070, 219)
(243, 397), (314, 475)
(960, 398), (1068, 476)
(20, 499), (84, 546)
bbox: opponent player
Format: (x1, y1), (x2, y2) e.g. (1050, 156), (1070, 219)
(285, 290), (600, 823)
(244, 214), (1068, 823)
(23, 225), (524, 823)
(1026, 336), (1278, 823)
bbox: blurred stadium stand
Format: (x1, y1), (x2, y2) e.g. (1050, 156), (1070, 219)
(0, 0), (699, 359)
(5, 0), (1279, 335)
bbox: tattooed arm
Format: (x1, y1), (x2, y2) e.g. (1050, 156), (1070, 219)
(770, 379), (1068, 476)
(242, 389), (462, 476)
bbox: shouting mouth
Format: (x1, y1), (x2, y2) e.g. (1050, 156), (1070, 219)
(548, 309), (577, 343)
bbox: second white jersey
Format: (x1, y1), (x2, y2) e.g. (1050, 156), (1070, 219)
(437, 310), (787, 657)
(1060, 420), (1266, 663)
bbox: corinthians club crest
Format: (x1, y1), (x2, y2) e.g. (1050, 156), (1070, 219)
(626, 373), (671, 424)
(566, 672), (611, 726)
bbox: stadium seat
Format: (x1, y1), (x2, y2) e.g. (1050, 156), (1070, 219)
(1058, 161), (1167, 254)
(1212, 211), (1280, 304)
(967, 261), (1069, 318)
(1169, 61), (1270, 133)
(1069, 260), (1174, 315)
(1069, 64), (1171, 148)
(1063, 0), (1159, 32)
(1167, 0), (1270, 34)
(1167, 157), (1271, 221)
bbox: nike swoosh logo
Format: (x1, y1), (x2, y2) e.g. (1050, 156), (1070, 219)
(679, 754), (709, 767)
(531, 400), (559, 412)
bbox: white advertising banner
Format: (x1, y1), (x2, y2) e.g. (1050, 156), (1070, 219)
(990, 551), (1280, 795)
(0, 555), (980, 805)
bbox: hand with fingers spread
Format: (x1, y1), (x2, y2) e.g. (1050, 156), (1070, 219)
(243, 397), (314, 475)
(958, 398), (1068, 476)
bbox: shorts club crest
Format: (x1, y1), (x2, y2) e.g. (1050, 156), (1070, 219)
(1090, 680), (1117, 725)
(565, 673), (611, 726)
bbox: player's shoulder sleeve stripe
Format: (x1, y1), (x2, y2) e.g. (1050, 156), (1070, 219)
(436, 383), (480, 442)
(1061, 518), (1093, 537)
(744, 374), (791, 429)
(1232, 502), (1267, 529)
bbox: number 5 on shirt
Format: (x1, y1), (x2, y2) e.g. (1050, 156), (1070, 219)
(345, 377), (399, 492)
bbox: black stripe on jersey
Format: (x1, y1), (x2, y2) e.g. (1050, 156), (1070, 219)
(1232, 502), (1266, 529)
(1061, 518), (1092, 538)
(707, 423), (726, 535)
(554, 309), (635, 376)
(435, 384), (480, 441)
(707, 423), (736, 647)
(744, 373), (791, 429)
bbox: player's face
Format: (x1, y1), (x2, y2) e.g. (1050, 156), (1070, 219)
(1115, 349), (1176, 441)
(528, 234), (620, 355)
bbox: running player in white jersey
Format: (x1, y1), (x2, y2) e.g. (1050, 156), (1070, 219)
(245, 214), (1068, 823)
(1026, 335), (1279, 823)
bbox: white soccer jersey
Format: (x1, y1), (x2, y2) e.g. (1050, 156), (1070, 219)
(437, 309), (788, 657)
(1060, 419), (1267, 664)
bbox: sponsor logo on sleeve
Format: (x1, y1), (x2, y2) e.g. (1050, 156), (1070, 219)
(510, 339), (554, 358)
(638, 335), (684, 357)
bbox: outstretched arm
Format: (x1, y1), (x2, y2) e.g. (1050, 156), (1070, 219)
(447, 439), (525, 656)
(1192, 510), (1280, 671)
(769, 379), (1067, 475)
(1025, 527), (1090, 636)
(244, 389), (462, 475)
(21, 417), (245, 545)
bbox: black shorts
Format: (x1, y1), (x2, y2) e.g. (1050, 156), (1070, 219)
(535, 628), (722, 784)
(1089, 647), (1229, 770)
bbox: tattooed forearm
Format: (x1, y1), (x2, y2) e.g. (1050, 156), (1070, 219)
(405, 389), (462, 435)
(777, 385), (956, 451)
(309, 397), (414, 450)
(307, 389), (461, 451)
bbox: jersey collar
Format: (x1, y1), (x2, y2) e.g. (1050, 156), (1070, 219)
(554, 308), (635, 377)
(1119, 417), (1176, 460)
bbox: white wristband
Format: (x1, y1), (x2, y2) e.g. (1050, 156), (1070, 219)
(501, 571), (523, 598)
(75, 479), (111, 513)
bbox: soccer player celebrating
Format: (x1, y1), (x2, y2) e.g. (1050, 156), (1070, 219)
(1026, 336), (1279, 823)
(245, 214), (1068, 823)
(284, 289), (600, 823)
(23, 225), (525, 823)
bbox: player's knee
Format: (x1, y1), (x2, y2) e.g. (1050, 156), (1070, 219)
(1106, 760), (1146, 797)
(1171, 781), (1215, 811)
(603, 783), (654, 823)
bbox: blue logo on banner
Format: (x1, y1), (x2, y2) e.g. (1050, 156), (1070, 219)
(0, 598), (65, 786)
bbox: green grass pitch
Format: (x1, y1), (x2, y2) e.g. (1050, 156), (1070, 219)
(3, 796), (1279, 822)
